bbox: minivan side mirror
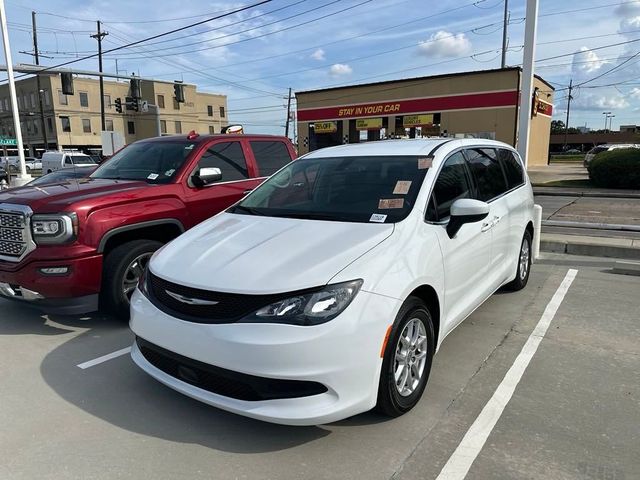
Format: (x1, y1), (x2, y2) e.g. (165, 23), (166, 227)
(446, 199), (489, 238)
(192, 167), (222, 188)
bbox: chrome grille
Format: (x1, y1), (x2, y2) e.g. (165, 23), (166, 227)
(0, 205), (33, 261)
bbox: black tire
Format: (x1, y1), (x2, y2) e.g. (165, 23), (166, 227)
(101, 239), (162, 320)
(376, 297), (435, 417)
(504, 230), (532, 291)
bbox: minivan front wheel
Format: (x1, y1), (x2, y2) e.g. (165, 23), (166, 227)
(101, 239), (162, 320)
(505, 230), (532, 291)
(376, 297), (435, 417)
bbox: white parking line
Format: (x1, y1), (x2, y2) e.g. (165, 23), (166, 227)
(77, 347), (132, 370)
(436, 269), (578, 480)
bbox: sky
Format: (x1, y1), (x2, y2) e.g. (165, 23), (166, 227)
(2, 0), (640, 135)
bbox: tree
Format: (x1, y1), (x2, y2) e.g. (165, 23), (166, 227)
(551, 120), (566, 134)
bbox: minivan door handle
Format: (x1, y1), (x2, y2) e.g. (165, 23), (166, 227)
(481, 222), (493, 232)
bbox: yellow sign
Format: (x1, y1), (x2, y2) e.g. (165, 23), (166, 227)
(403, 114), (434, 127)
(356, 118), (383, 130)
(313, 122), (337, 134)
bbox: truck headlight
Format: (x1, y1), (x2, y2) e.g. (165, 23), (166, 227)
(31, 213), (78, 244)
(240, 280), (363, 326)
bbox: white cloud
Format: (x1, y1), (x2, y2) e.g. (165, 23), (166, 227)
(631, 88), (640, 99)
(574, 94), (629, 111)
(329, 63), (352, 76)
(417, 31), (471, 58)
(311, 48), (326, 61)
(572, 47), (607, 74)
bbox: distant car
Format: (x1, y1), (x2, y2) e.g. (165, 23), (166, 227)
(584, 144), (639, 167)
(41, 151), (98, 174)
(27, 166), (97, 186)
(564, 149), (581, 154)
(2, 156), (40, 173)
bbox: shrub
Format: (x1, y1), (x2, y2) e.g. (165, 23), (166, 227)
(588, 148), (640, 189)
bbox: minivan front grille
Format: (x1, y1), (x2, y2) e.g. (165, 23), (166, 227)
(137, 337), (328, 401)
(0, 206), (32, 261)
(147, 271), (317, 324)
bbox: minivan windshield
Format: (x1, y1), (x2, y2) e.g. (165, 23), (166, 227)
(91, 141), (196, 183)
(230, 155), (430, 223)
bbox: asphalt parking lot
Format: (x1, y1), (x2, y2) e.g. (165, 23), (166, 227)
(1, 253), (638, 480)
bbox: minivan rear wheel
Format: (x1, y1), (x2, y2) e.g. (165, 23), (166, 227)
(101, 239), (162, 320)
(376, 297), (435, 417)
(504, 230), (532, 291)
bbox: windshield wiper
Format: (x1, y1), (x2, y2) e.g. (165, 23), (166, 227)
(230, 204), (266, 216)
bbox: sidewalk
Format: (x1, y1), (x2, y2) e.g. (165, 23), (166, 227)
(540, 232), (640, 260)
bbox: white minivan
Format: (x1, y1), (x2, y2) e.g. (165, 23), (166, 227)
(41, 151), (98, 173)
(129, 138), (535, 425)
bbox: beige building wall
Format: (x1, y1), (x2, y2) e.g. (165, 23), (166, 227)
(0, 74), (228, 155)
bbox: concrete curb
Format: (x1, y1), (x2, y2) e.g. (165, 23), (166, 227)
(541, 234), (640, 260)
(533, 187), (640, 199)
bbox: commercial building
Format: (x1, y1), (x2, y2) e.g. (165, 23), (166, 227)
(0, 75), (228, 156)
(296, 67), (554, 167)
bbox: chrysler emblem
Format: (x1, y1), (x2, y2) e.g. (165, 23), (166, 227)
(165, 290), (219, 306)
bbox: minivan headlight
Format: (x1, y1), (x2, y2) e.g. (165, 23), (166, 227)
(31, 213), (78, 244)
(240, 280), (363, 326)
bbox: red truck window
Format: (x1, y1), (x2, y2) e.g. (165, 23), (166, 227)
(250, 141), (293, 177)
(196, 142), (249, 183)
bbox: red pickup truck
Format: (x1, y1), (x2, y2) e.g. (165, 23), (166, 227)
(0, 133), (297, 318)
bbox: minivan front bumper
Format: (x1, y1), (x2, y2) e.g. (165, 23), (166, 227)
(129, 288), (400, 426)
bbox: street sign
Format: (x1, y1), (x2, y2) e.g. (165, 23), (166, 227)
(0, 137), (17, 146)
(141, 100), (149, 113)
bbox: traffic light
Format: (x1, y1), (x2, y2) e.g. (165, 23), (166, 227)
(61, 72), (74, 95)
(131, 97), (139, 112)
(114, 98), (123, 113)
(129, 78), (141, 99)
(174, 81), (185, 103)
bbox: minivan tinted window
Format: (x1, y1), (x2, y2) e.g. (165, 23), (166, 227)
(428, 152), (472, 221)
(250, 141), (292, 177)
(465, 148), (508, 201)
(498, 149), (525, 190)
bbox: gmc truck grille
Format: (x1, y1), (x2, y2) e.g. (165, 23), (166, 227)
(0, 206), (33, 261)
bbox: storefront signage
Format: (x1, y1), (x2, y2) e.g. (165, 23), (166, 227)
(297, 90), (520, 122)
(0, 137), (17, 146)
(403, 114), (434, 127)
(533, 98), (553, 117)
(356, 118), (383, 130)
(313, 121), (337, 133)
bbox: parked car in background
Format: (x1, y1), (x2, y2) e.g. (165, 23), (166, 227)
(584, 144), (639, 167)
(41, 151), (97, 173)
(0, 133), (297, 319)
(27, 166), (97, 186)
(0, 166), (7, 183)
(2, 156), (40, 173)
(130, 138), (535, 425)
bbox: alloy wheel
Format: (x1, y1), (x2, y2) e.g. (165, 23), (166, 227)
(122, 253), (152, 299)
(394, 318), (428, 397)
(519, 238), (530, 281)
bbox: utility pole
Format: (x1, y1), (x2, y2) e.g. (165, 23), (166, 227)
(563, 79), (573, 150)
(284, 87), (292, 139)
(31, 11), (48, 152)
(91, 21), (108, 131)
(0, 0), (30, 185)
(516, 0), (539, 167)
(501, 0), (509, 68)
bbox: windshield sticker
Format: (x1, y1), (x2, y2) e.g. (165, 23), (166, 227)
(370, 213), (387, 223)
(379, 198), (404, 209)
(185, 144), (195, 150)
(393, 180), (412, 195)
(418, 157), (433, 169)
(165, 169), (175, 177)
(147, 173), (159, 180)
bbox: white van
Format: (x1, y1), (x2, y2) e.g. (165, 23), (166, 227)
(41, 151), (98, 173)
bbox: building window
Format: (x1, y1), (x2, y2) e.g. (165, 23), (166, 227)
(22, 95), (28, 110)
(79, 92), (89, 108)
(103, 94), (111, 109)
(0, 98), (3, 112)
(3, 98), (8, 111)
(207, 105), (213, 117)
(47, 117), (53, 133)
(160, 120), (167, 134)
(209, 125), (215, 134)
(17, 96), (23, 109)
(30, 92), (36, 109)
(82, 118), (92, 133)
(173, 98), (180, 110)
(43, 90), (50, 107)
(174, 121), (182, 134)
(60, 116), (71, 132)
(219, 106), (225, 118)
(127, 121), (135, 135)
(105, 119), (114, 131)
(58, 90), (68, 106)
(33, 120), (38, 134)
(157, 94), (165, 109)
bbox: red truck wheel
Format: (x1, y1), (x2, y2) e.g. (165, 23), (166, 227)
(101, 239), (163, 320)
